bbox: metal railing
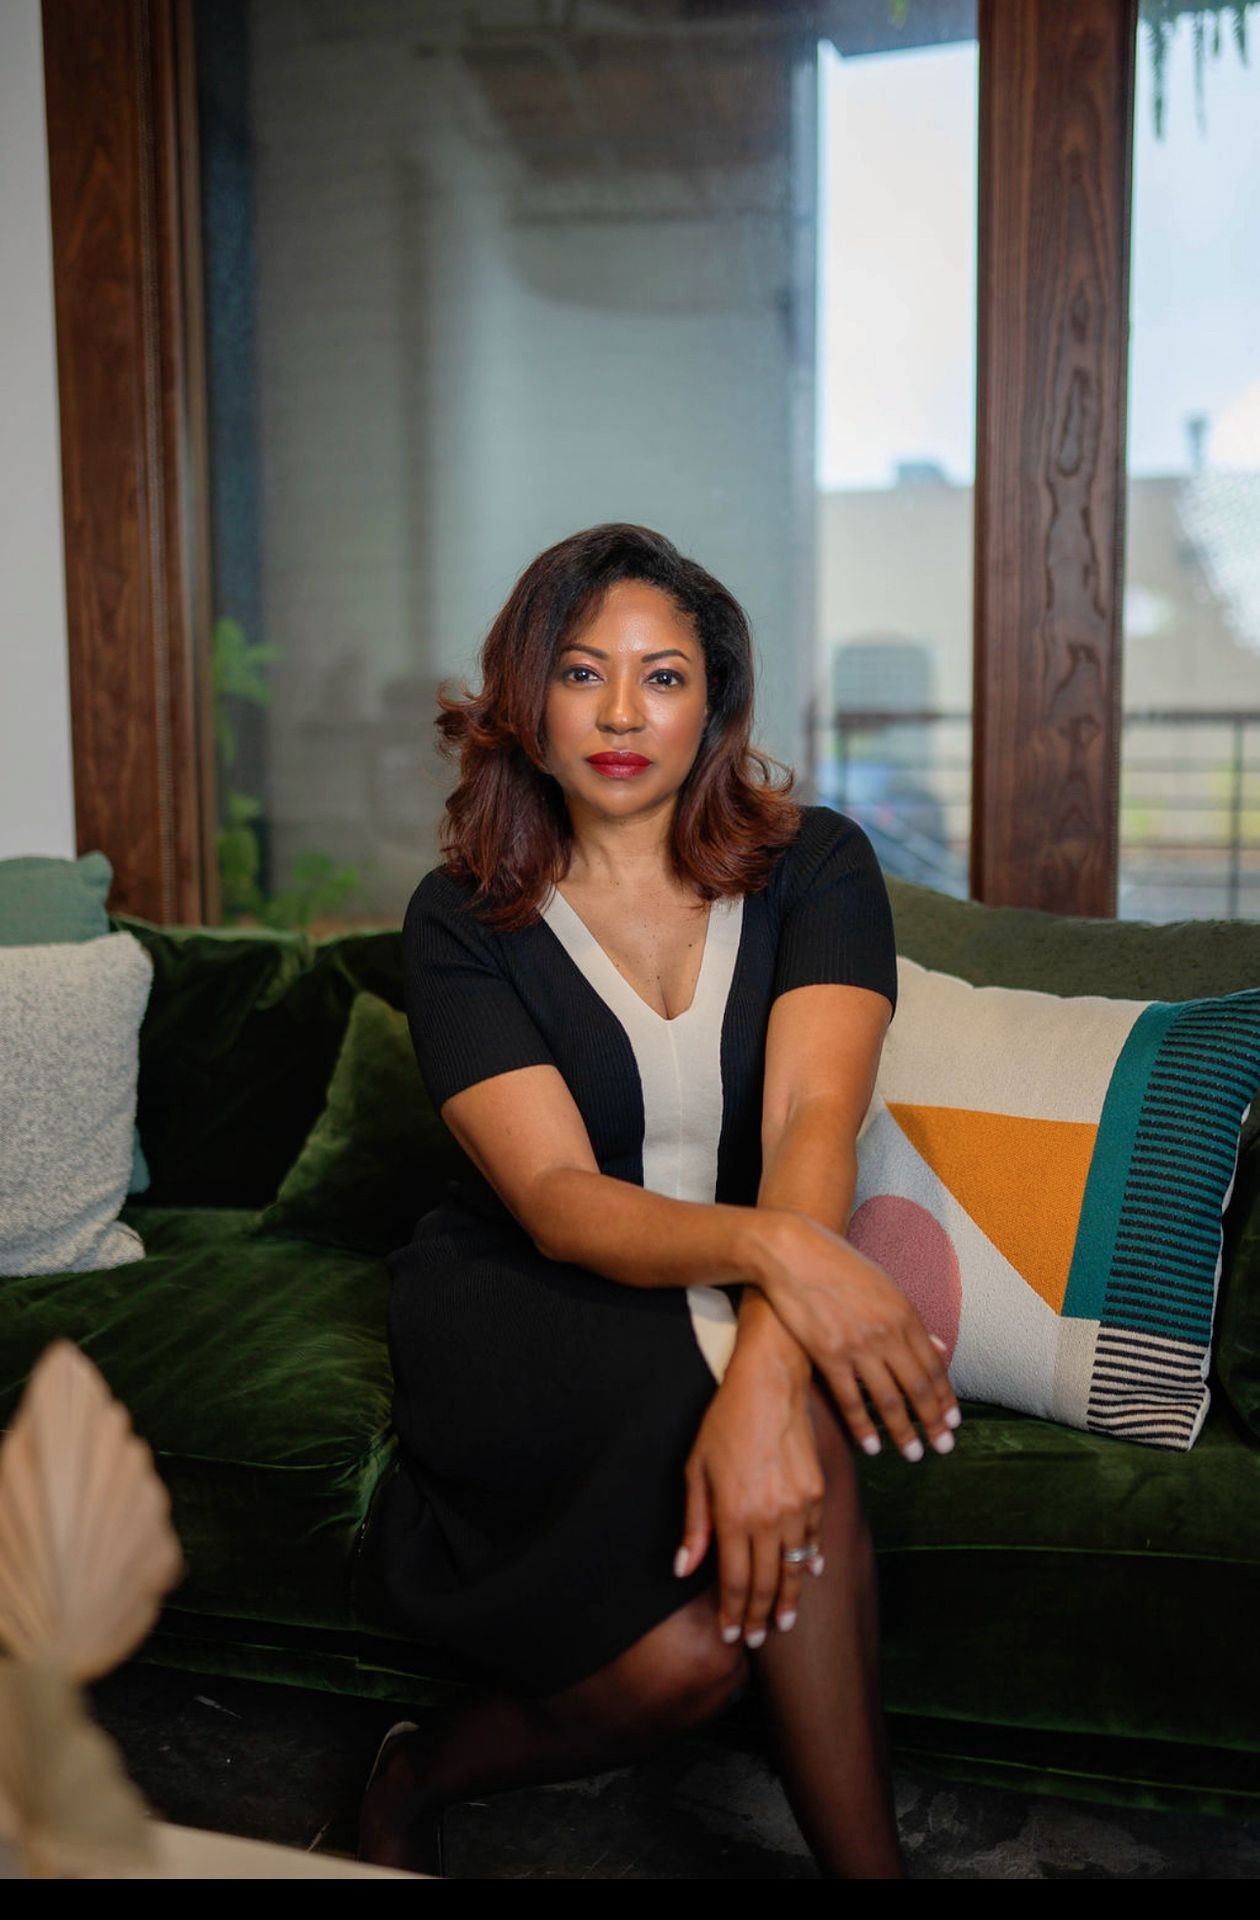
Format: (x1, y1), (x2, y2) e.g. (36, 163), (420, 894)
(813, 707), (1260, 919)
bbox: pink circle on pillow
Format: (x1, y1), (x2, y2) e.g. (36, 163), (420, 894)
(846, 1196), (961, 1361)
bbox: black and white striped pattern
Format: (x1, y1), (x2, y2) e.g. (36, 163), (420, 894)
(1086, 1324), (1210, 1448)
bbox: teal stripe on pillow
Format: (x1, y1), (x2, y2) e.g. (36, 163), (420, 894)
(1102, 993), (1260, 1345)
(1065, 992), (1260, 1342)
(1062, 1001), (1167, 1323)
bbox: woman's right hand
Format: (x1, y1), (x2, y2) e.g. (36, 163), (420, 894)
(750, 1209), (961, 1462)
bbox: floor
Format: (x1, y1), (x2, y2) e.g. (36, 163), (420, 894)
(87, 1662), (1260, 1879)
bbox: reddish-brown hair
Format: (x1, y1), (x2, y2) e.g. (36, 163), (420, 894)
(432, 522), (804, 931)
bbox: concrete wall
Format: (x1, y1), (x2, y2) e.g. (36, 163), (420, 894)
(0, 0), (76, 861)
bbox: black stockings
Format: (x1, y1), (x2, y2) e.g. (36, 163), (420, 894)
(360, 1378), (903, 1878)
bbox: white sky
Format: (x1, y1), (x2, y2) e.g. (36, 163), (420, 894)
(816, 17), (1260, 490)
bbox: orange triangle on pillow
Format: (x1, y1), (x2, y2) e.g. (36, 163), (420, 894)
(886, 1103), (1097, 1313)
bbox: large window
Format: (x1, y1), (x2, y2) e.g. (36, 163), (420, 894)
(194, 0), (977, 930)
(55, 2), (1252, 929)
(1120, 0), (1260, 921)
(814, 24), (977, 896)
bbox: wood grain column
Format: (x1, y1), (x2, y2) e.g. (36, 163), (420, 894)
(973, 0), (1137, 914)
(41, 0), (216, 923)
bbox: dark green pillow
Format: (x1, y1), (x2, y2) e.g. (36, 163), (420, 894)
(250, 988), (461, 1256)
(0, 851), (149, 1195)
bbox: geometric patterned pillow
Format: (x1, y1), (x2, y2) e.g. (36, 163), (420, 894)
(850, 958), (1260, 1451)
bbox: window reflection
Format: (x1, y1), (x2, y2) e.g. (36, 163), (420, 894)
(1121, 0), (1260, 922)
(195, 1), (977, 930)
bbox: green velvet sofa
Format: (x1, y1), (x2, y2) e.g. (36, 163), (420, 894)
(3, 875), (1259, 1823)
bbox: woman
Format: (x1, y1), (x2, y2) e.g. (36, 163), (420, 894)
(358, 523), (960, 1878)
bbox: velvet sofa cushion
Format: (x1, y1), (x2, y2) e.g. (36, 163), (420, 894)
(250, 989), (462, 1256)
(855, 1389), (1260, 1759)
(0, 1204), (394, 1632)
(106, 914), (406, 1208)
(850, 955), (1260, 1449)
(2, 852), (149, 1195)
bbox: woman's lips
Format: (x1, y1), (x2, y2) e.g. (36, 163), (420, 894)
(586, 754), (652, 779)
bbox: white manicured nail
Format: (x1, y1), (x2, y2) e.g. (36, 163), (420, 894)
(861, 1434), (881, 1456)
(903, 1438), (925, 1463)
(809, 1554), (826, 1577)
(932, 1430), (955, 1455)
(944, 1406), (961, 1429)
(777, 1611), (797, 1633)
(673, 1547), (689, 1578)
(745, 1628), (767, 1649)
(721, 1624), (742, 1644)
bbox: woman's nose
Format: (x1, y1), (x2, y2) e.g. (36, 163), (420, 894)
(598, 679), (645, 727)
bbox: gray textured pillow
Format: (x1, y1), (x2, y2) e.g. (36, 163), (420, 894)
(0, 933), (154, 1276)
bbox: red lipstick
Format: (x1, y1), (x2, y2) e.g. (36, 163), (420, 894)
(586, 752), (652, 780)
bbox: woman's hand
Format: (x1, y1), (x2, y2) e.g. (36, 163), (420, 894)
(674, 1350), (826, 1648)
(749, 1208), (960, 1462)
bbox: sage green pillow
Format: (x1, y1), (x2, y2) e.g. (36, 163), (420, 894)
(250, 988), (461, 1256)
(0, 851), (149, 1195)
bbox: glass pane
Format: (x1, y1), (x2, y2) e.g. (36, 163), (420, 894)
(1120, 2), (1260, 922)
(815, 14), (977, 898)
(194, 0), (976, 930)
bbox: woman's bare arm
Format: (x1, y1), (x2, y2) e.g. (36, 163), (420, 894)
(436, 1060), (783, 1289)
(724, 981), (892, 1385)
(437, 997), (955, 1452)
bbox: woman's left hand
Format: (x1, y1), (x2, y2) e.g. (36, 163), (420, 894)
(675, 1352), (826, 1648)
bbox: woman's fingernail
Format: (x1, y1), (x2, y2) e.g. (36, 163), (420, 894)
(745, 1628), (767, 1649)
(809, 1554), (826, 1577)
(674, 1547), (690, 1578)
(902, 1437), (925, 1463)
(721, 1623), (742, 1644)
(777, 1610), (797, 1633)
(932, 1430), (955, 1455)
(861, 1433), (881, 1456)
(944, 1406), (962, 1429)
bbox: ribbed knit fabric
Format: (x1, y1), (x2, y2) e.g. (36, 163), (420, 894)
(377, 804), (897, 1696)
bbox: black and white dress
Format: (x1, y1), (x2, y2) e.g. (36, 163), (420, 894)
(379, 804), (899, 1697)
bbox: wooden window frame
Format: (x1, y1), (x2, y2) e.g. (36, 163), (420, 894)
(42, 0), (1137, 924)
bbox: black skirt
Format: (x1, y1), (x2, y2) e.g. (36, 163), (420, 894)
(378, 1201), (731, 1696)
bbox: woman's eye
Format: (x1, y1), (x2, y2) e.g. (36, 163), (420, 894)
(561, 667), (684, 687)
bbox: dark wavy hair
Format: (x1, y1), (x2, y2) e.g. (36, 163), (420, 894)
(432, 523), (803, 932)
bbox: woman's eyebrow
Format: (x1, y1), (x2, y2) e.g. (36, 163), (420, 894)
(558, 643), (692, 663)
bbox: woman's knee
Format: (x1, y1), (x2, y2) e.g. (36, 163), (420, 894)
(577, 1595), (750, 1735)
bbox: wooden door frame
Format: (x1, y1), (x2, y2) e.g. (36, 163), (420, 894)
(973, 0), (1137, 914)
(41, 0), (216, 924)
(42, 0), (1137, 923)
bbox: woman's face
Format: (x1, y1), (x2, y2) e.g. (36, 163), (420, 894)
(541, 580), (710, 820)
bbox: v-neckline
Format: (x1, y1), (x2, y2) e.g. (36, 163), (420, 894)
(541, 884), (721, 1027)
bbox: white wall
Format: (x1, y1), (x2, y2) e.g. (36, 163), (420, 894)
(0, 0), (76, 860)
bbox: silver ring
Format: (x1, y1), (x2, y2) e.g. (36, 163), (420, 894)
(781, 1543), (822, 1566)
